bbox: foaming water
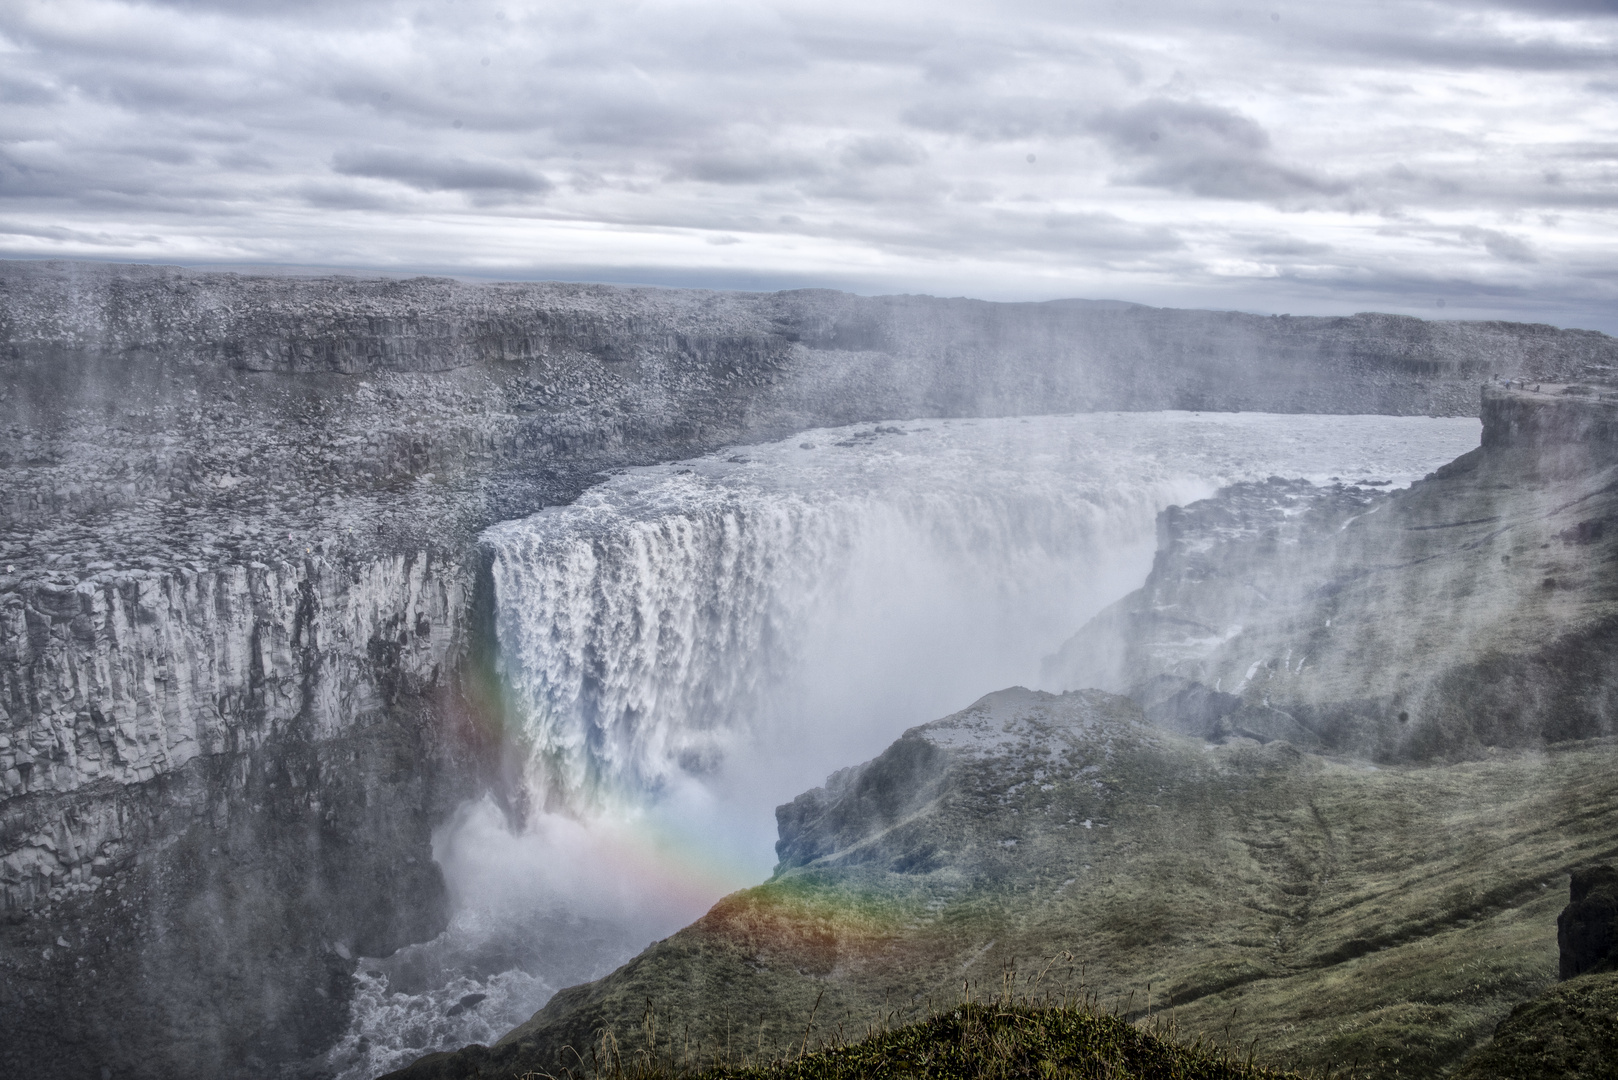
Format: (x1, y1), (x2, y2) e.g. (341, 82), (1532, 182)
(327, 411), (1480, 1077)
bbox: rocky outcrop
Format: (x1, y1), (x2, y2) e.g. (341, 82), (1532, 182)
(1560, 865), (1618, 980)
(773, 737), (952, 873)
(1046, 383), (1618, 762)
(4, 260), (1617, 1079)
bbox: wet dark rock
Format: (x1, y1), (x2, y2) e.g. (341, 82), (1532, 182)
(445, 993), (487, 1017)
(774, 734), (951, 872)
(1135, 675), (1241, 739)
(1559, 865), (1618, 980)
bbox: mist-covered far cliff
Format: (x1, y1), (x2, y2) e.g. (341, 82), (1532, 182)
(1045, 382), (1618, 763)
(3, 258), (1616, 1080)
(4, 258), (1612, 589)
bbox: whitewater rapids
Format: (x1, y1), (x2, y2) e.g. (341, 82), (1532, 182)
(326, 411), (1480, 1078)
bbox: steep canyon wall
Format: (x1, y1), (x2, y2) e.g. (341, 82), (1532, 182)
(1046, 382), (1618, 762)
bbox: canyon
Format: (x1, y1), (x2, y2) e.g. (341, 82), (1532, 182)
(3, 259), (1617, 1079)
(391, 380), (1618, 1080)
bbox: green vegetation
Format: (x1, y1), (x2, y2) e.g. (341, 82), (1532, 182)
(1449, 971), (1618, 1079)
(393, 693), (1618, 1080)
(526, 999), (1308, 1080)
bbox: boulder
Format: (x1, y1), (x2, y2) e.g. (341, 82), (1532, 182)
(1560, 864), (1618, 979)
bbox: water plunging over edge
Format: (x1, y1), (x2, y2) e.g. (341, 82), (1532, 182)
(324, 411), (1481, 1078)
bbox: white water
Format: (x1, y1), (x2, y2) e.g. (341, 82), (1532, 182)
(326, 411), (1480, 1078)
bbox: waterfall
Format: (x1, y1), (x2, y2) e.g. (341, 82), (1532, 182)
(484, 446), (1175, 813)
(326, 410), (1481, 1079)
(481, 411), (1482, 825)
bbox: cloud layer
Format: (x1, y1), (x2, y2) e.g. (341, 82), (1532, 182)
(1, 0), (1615, 328)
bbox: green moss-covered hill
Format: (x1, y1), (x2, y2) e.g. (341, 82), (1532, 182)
(406, 999), (1307, 1080)
(1449, 972), (1618, 1079)
(387, 689), (1618, 1080)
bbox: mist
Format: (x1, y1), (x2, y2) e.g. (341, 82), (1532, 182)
(7, 257), (1608, 1080)
(315, 410), (1479, 1077)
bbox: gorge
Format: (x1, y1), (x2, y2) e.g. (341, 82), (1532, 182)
(335, 411), (1474, 1078)
(394, 380), (1618, 1080)
(3, 259), (1617, 1080)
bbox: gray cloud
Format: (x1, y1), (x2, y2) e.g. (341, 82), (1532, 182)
(296, 182), (409, 212)
(1035, 211), (1184, 254)
(1093, 99), (1268, 159)
(0, 71), (62, 107)
(1089, 99), (1348, 202)
(841, 135), (928, 169)
(1243, 234), (1335, 258)
(0, 0), (1614, 330)
(902, 97), (1089, 141)
(1462, 227), (1539, 264)
(332, 150), (551, 197)
(675, 150), (826, 185)
(0, 220), (155, 246)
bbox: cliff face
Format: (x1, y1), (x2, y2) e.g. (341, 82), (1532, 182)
(0, 553), (464, 904)
(3, 259), (1616, 1079)
(0, 552), (478, 1080)
(1045, 382), (1618, 762)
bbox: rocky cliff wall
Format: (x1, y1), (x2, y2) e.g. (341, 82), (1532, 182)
(0, 551), (464, 908)
(1046, 382), (1618, 762)
(1481, 382), (1618, 451)
(3, 259), (1617, 1079)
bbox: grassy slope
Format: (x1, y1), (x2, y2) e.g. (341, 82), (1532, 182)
(389, 691), (1618, 1080)
(515, 1001), (1309, 1080)
(1448, 971), (1618, 1079)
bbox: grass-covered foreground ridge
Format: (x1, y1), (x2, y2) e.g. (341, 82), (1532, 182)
(476, 999), (1308, 1080)
(388, 689), (1618, 1080)
(1449, 971), (1618, 1080)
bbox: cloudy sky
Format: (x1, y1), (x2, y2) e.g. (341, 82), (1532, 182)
(1, 0), (1615, 329)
